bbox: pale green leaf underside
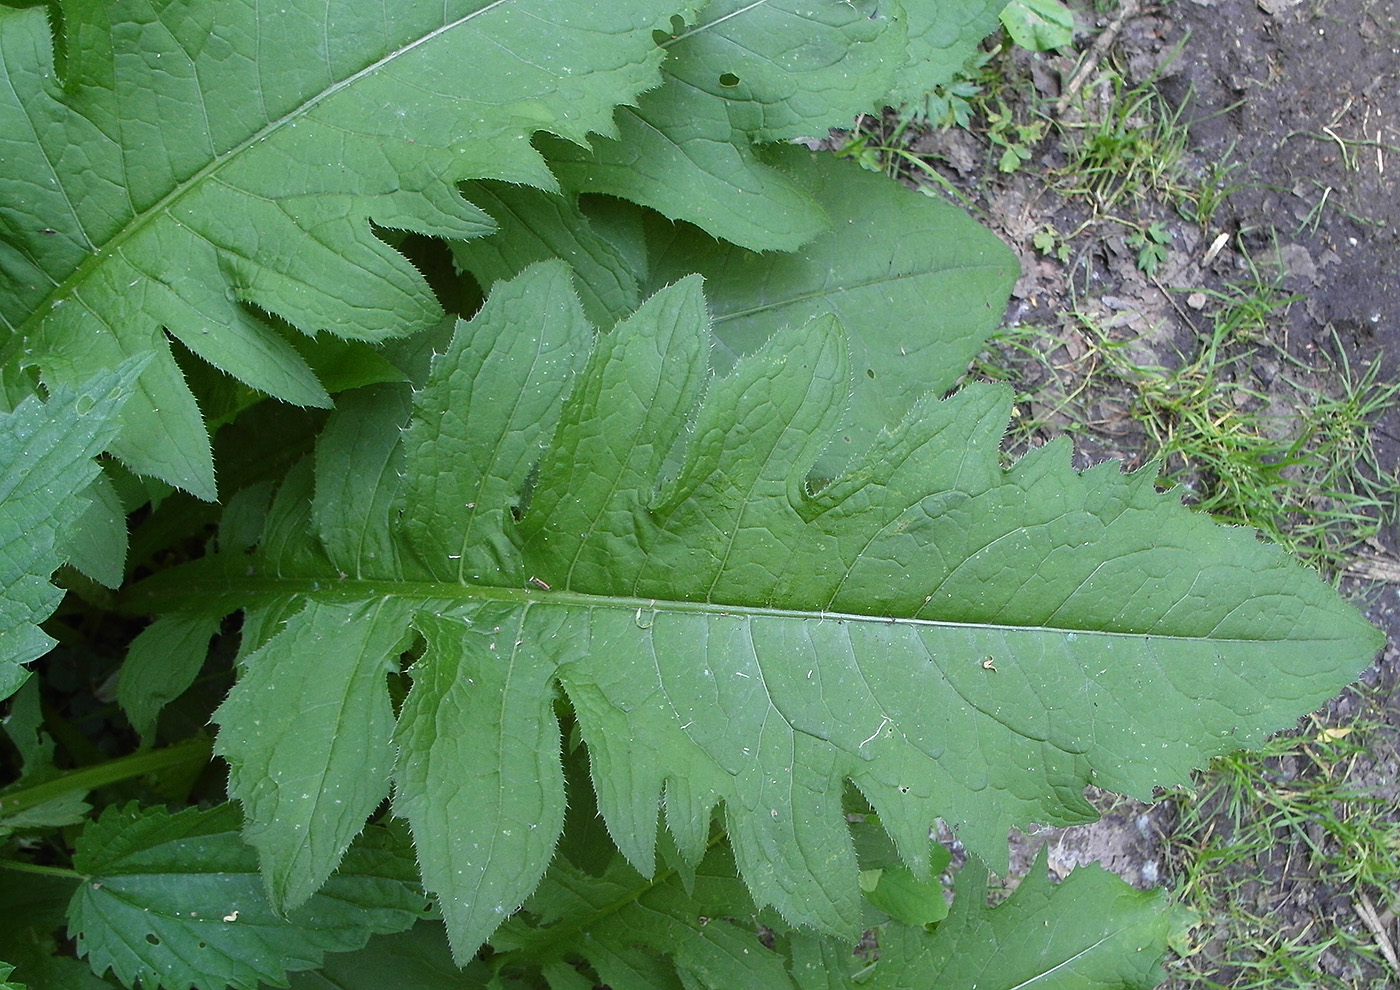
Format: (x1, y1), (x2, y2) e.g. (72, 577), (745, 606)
(644, 146), (1018, 471)
(791, 855), (1191, 989)
(68, 804), (430, 990)
(178, 262), (1379, 959)
(498, 844), (1181, 990)
(0, 0), (673, 496)
(0, 361), (141, 701)
(545, 0), (914, 251)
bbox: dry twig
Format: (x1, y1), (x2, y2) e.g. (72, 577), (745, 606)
(1054, 0), (1144, 117)
(1352, 893), (1399, 976)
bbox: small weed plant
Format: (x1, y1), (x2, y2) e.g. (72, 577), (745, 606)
(0, 3), (1384, 989)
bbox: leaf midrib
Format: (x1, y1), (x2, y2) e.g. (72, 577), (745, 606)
(663, 0), (772, 48)
(123, 573), (1284, 645)
(708, 260), (1012, 329)
(17, 0), (513, 342)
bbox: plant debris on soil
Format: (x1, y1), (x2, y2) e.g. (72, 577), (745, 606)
(835, 0), (1400, 985)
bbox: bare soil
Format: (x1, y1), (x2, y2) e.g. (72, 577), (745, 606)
(858, 0), (1400, 983)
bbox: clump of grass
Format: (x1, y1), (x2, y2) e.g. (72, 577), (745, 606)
(1057, 72), (1192, 212)
(1279, 340), (1400, 566)
(1092, 280), (1298, 525)
(1165, 710), (1400, 989)
(1063, 269), (1400, 572)
(1182, 148), (1245, 231)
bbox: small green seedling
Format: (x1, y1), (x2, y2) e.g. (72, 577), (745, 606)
(1128, 221), (1172, 275)
(985, 98), (1048, 173)
(1033, 224), (1074, 262)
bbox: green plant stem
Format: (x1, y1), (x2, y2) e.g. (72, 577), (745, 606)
(0, 858), (81, 880)
(0, 737), (213, 821)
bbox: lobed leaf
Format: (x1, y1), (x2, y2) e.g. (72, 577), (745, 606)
(0, 0), (676, 496)
(499, 847), (793, 989)
(0, 360), (142, 700)
(545, 0), (910, 251)
(67, 803), (432, 990)
(789, 853), (1193, 989)
(644, 146), (1018, 469)
(454, 149), (1020, 474)
(139, 261), (1383, 961)
(542, 0), (1012, 251)
(496, 843), (1185, 989)
(213, 599), (414, 911)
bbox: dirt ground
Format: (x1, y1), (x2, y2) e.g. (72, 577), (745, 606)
(868, 0), (1400, 983)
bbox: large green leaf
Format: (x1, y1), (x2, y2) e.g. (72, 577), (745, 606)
(67, 804), (432, 990)
(452, 150), (1019, 473)
(644, 146), (1017, 470)
(544, 0), (911, 251)
(889, 0), (1009, 113)
(541, 0), (1011, 252)
(138, 262), (1379, 961)
(789, 853), (1193, 989)
(0, 0), (675, 497)
(494, 843), (1186, 989)
(0, 360), (142, 700)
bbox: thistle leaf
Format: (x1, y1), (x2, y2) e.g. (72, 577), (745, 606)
(544, 0), (912, 251)
(0, 0), (675, 496)
(143, 261), (1379, 961)
(213, 599), (414, 911)
(0, 361), (142, 700)
(644, 146), (1018, 468)
(497, 843), (1186, 990)
(789, 854), (1193, 989)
